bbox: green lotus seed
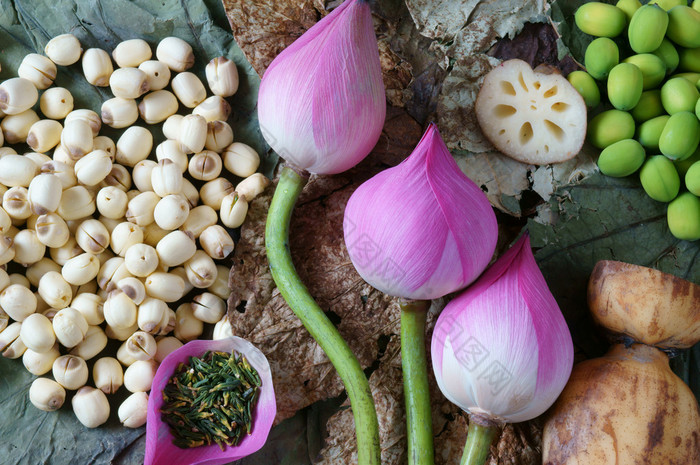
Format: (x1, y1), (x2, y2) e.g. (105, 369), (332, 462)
(652, 39), (679, 74)
(674, 146), (700, 177)
(628, 4), (668, 53)
(567, 71), (601, 108)
(667, 192), (700, 241)
(623, 54), (667, 90)
(671, 72), (700, 84)
(686, 162), (700, 196)
(637, 115), (670, 150)
(666, 6), (700, 49)
(649, 0), (685, 10)
(575, 2), (627, 38)
(639, 155), (680, 202)
(589, 109), (636, 149)
(616, 0), (641, 22)
(585, 38), (620, 80)
(608, 63), (644, 111)
(631, 90), (664, 122)
(659, 111), (700, 160)
(661, 77), (700, 114)
(597, 139), (646, 177)
(678, 47), (700, 74)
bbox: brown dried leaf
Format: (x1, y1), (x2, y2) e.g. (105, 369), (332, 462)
(227, 108), (423, 422)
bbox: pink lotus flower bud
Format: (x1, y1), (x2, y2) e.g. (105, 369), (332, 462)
(343, 123), (497, 300)
(431, 234), (574, 423)
(257, 0), (386, 175)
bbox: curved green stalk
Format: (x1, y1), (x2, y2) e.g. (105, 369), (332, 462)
(400, 299), (434, 465)
(265, 165), (380, 465)
(460, 417), (499, 465)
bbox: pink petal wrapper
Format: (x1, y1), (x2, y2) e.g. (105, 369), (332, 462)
(145, 337), (276, 465)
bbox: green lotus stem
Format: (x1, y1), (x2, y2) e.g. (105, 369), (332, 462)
(400, 299), (434, 465)
(265, 165), (380, 465)
(460, 417), (499, 465)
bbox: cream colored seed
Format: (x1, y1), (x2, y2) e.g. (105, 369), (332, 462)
(142, 222), (168, 247)
(219, 192), (249, 229)
(65, 109), (102, 136)
(96, 186), (128, 219)
(101, 97), (138, 129)
(109, 67), (150, 99)
(123, 360), (157, 393)
(81, 48), (114, 87)
(93, 357), (123, 394)
(132, 159), (157, 192)
(0, 207), (11, 235)
(100, 258), (133, 292)
(61, 120), (94, 160)
(52, 144), (75, 167)
(41, 160), (77, 189)
(181, 178), (200, 208)
(119, 392), (149, 428)
(116, 337), (138, 365)
(213, 315), (234, 340)
(103, 290), (138, 329)
(8, 273), (30, 288)
(18, 53), (57, 89)
(40, 87), (74, 120)
(52, 308), (88, 350)
(3, 331), (27, 358)
(29, 377), (66, 412)
(76, 219), (110, 254)
(116, 126), (153, 167)
(25, 152), (52, 171)
(0, 236), (12, 266)
(191, 292), (225, 323)
(138, 90), (178, 124)
(1, 109), (40, 144)
(39, 271), (72, 310)
(0, 270), (10, 294)
(107, 321), (139, 342)
(116, 277), (146, 305)
(155, 140), (188, 173)
(188, 150), (222, 181)
(153, 194), (189, 231)
(180, 204), (217, 239)
(53, 355), (88, 390)
(92, 135), (115, 158)
(200, 225), (234, 260)
(110, 221), (144, 256)
(45, 34), (82, 66)
(23, 343), (60, 376)
(200, 177), (234, 210)
(178, 114), (207, 154)
(192, 96), (231, 122)
(205, 121), (234, 153)
(162, 114), (183, 141)
(35, 213), (70, 248)
(174, 303), (203, 342)
(124, 331), (157, 361)
(0, 321), (21, 352)
(62, 253), (100, 285)
(0, 78), (39, 115)
(50, 237), (82, 266)
(137, 297), (171, 334)
(71, 293), (104, 326)
(138, 60), (171, 91)
(123, 243), (158, 278)
(125, 191), (159, 227)
(26, 257), (61, 288)
(156, 230), (196, 267)
(171, 71), (206, 108)
(0, 154), (37, 187)
(4, 186), (32, 220)
(57, 185), (95, 221)
(151, 159), (183, 197)
(156, 37), (194, 72)
(102, 164), (132, 191)
(155, 336), (182, 363)
(112, 39), (152, 67)
(74, 280), (99, 296)
(14, 229), (45, 265)
(170, 266), (194, 296)
(185, 250), (217, 289)
(205, 56), (239, 97)
(70, 325), (108, 360)
(74, 149), (113, 186)
(222, 142), (260, 178)
(0, 147), (15, 157)
(20, 313), (56, 353)
(144, 271), (185, 302)
(28, 173), (62, 215)
(236, 173), (270, 201)
(72, 386), (110, 428)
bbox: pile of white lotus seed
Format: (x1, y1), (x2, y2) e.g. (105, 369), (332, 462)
(0, 33), (264, 429)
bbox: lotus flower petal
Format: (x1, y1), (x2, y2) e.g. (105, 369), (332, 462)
(258, 0), (386, 175)
(145, 337), (276, 465)
(343, 123), (497, 300)
(431, 234), (574, 423)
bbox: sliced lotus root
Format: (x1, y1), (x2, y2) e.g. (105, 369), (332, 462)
(475, 59), (587, 165)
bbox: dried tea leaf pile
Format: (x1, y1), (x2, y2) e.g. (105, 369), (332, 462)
(161, 350), (261, 450)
